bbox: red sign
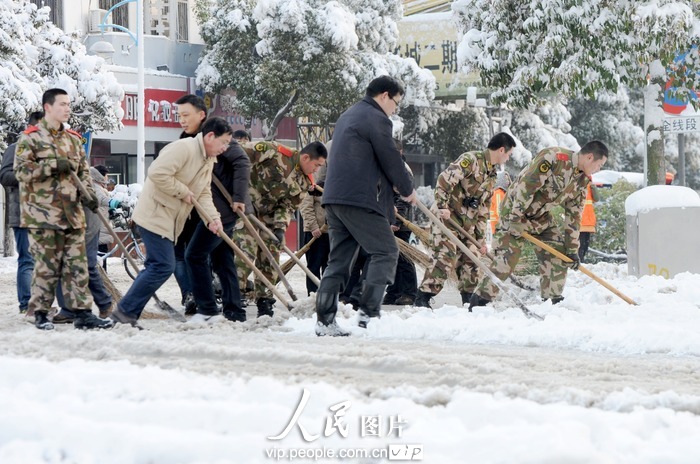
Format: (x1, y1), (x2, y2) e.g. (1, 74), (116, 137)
(121, 89), (188, 128)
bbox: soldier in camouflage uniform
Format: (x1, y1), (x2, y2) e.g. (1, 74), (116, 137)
(415, 133), (516, 309)
(232, 141), (328, 317)
(469, 141), (608, 310)
(13, 88), (113, 330)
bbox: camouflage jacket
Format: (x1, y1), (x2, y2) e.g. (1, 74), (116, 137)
(500, 147), (590, 253)
(244, 141), (313, 230)
(14, 119), (96, 230)
(433, 149), (497, 242)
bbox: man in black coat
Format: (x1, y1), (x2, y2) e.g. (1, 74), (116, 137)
(185, 138), (251, 322)
(315, 75), (416, 336)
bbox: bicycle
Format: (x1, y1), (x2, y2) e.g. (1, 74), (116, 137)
(97, 206), (147, 280)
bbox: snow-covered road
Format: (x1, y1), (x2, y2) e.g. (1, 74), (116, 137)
(1, 256), (700, 463)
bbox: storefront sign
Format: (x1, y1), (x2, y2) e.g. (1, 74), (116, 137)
(121, 89), (188, 128)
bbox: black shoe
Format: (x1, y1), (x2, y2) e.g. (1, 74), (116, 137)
(394, 295), (415, 306)
(223, 310), (246, 322)
(35, 311), (55, 331)
(550, 296), (565, 305)
(183, 293), (197, 316)
(460, 292), (473, 306)
(357, 310), (370, 329)
(382, 295), (397, 305)
(468, 293), (491, 311)
(256, 298), (275, 317)
(74, 310), (114, 330)
(52, 309), (75, 324)
(414, 290), (434, 309)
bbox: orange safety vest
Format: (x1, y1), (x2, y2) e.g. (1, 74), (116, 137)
(580, 184), (596, 233)
(489, 188), (506, 234)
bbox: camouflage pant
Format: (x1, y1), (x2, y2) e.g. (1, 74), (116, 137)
(27, 227), (93, 313)
(476, 227), (569, 300)
(232, 217), (282, 299)
(419, 221), (480, 294)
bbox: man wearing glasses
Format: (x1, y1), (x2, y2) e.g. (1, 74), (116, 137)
(110, 117), (232, 326)
(315, 75), (417, 336)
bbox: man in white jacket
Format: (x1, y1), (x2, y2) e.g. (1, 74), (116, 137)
(110, 117), (232, 326)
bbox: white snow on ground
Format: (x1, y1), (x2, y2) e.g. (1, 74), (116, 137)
(1, 255), (700, 463)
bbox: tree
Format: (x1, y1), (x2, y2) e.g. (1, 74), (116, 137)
(195, 0), (435, 139)
(0, 0), (123, 148)
(568, 89), (646, 172)
(453, 0), (700, 185)
(401, 103), (490, 162)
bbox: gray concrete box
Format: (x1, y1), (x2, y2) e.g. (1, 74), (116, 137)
(626, 207), (700, 278)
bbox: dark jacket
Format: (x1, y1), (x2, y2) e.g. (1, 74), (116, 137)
(393, 157), (414, 231)
(211, 140), (252, 224)
(322, 96), (413, 222)
(0, 143), (20, 228)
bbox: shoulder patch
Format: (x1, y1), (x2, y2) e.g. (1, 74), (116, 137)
(277, 144), (294, 158)
(556, 152), (569, 161)
(66, 129), (82, 139)
(254, 142), (268, 153)
(22, 126), (39, 135)
(539, 160), (552, 173)
(460, 158), (471, 169)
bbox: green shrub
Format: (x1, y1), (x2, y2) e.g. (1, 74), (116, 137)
(589, 180), (638, 260)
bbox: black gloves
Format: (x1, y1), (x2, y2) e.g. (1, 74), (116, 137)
(55, 158), (72, 175)
(81, 195), (99, 213)
(565, 253), (580, 270)
(273, 228), (285, 244)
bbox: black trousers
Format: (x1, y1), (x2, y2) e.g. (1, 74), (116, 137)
(185, 220), (242, 317)
(578, 232), (591, 262)
(318, 204), (398, 317)
(303, 231), (330, 295)
(385, 230), (417, 300)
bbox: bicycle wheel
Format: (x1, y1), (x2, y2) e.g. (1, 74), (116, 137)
(123, 239), (147, 280)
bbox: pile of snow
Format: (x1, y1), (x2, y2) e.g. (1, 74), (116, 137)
(109, 183), (142, 209)
(625, 185), (700, 216)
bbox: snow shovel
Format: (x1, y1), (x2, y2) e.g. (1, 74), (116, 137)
(69, 172), (186, 322)
(211, 175), (298, 300)
(417, 200), (543, 320)
(247, 214), (320, 288)
(521, 232), (638, 305)
(446, 217), (537, 292)
(190, 197), (292, 310)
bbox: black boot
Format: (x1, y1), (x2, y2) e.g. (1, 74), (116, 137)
(468, 293), (491, 312)
(74, 310), (114, 330)
(550, 296), (565, 305)
(315, 292), (349, 336)
(356, 283), (385, 328)
(256, 298), (275, 317)
(460, 292), (473, 306)
(358, 283), (385, 318)
(414, 290), (434, 309)
(35, 311), (54, 331)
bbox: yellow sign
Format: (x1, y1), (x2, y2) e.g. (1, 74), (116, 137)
(396, 12), (481, 99)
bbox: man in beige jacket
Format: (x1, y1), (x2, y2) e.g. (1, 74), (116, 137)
(110, 117), (232, 326)
(300, 165), (328, 295)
